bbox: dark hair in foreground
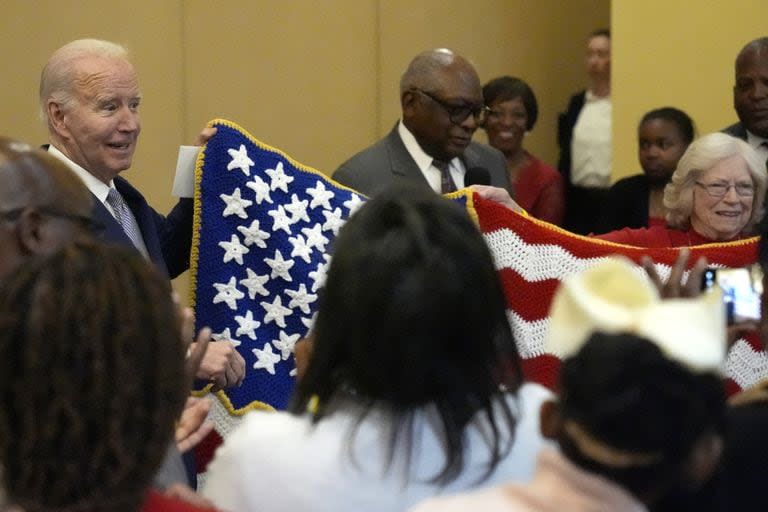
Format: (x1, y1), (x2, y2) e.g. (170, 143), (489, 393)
(558, 332), (725, 501)
(639, 107), (696, 145)
(291, 184), (522, 485)
(0, 242), (187, 512)
(482, 76), (539, 130)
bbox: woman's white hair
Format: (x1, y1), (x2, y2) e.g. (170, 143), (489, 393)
(39, 39), (130, 125)
(664, 132), (767, 233)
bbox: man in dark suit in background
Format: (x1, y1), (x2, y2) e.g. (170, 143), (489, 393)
(333, 49), (511, 197)
(724, 37), (768, 166)
(39, 39), (244, 396)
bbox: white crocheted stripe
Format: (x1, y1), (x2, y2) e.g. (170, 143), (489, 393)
(484, 228), (680, 283)
(507, 310), (549, 359)
(725, 339), (768, 389)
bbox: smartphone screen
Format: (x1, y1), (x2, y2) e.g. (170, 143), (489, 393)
(701, 266), (763, 324)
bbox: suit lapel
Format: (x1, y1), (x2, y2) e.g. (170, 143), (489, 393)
(384, 126), (432, 188)
(113, 177), (166, 269)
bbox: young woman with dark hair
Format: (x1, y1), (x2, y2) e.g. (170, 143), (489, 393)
(203, 184), (552, 512)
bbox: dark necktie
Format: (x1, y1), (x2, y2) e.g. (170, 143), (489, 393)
(433, 159), (457, 194)
(106, 187), (144, 251)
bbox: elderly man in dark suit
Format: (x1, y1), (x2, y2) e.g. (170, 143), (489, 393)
(724, 37), (768, 166)
(39, 39), (244, 393)
(333, 49), (510, 197)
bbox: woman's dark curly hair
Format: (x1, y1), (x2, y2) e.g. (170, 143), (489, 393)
(0, 241), (187, 512)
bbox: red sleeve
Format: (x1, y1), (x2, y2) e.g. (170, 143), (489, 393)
(141, 490), (220, 512)
(592, 226), (678, 248)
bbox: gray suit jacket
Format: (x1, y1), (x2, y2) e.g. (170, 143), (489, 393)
(723, 122), (748, 141)
(332, 124), (511, 197)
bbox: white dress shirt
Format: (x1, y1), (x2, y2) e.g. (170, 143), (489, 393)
(398, 120), (467, 193)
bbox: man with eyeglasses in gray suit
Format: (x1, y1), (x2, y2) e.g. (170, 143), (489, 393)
(333, 49), (511, 198)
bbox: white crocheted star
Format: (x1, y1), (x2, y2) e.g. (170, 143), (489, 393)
(240, 268), (270, 299)
(288, 234), (312, 263)
(344, 193), (364, 215)
(218, 234), (249, 265)
(226, 144), (255, 176)
(245, 175), (273, 205)
(252, 342), (281, 375)
(237, 219), (271, 248)
(220, 187), (253, 219)
(301, 312), (317, 331)
(261, 295), (293, 328)
(268, 205), (293, 235)
(234, 310), (261, 340)
(322, 207), (345, 235)
(285, 193), (310, 224)
(285, 283), (317, 314)
(212, 277), (245, 310)
(265, 161), (294, 193)
(306, 180), (335, 210)
(212, 327), (241, 348)
(272, 331), (301, 360)
(308, 255), (331, 292)
(301, 224), (329, 252)
(265, 249), (294, 282)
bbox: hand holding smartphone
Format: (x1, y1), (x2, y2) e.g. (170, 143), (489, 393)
(701, 266), (763, 325)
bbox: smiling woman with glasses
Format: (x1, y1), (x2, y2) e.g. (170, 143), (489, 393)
(590, 132), (768, 246)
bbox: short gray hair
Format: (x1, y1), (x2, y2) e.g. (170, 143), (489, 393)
(399, 49), (456, 95)
(39, 39), (130, 125)
(664, 132), (767, 233)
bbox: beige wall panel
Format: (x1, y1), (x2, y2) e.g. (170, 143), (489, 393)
(378, 0), (609, 167)
(613, 0), (768, 180)
(182, 0), (378, 175)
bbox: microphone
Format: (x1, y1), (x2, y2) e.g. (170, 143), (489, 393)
(464, 166), (491, 187)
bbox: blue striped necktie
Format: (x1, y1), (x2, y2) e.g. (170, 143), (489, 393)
(106, 187), (144, 251)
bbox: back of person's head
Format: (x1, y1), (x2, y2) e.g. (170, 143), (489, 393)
(39, 39), (129, 125)
(292, 184), (521, 484)
(639, 107), (695, 145)
(554, 331), (726, 504)
(481, 76), (538, 131)
(0, 241), (187, 512)
(0, 137), (94, 281)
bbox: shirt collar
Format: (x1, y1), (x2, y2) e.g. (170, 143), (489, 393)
(746, 129), (768, 149)
(47, 144), (115, 203)
(398, 120), (442, 172)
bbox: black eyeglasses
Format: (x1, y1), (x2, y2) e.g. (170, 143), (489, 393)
(0, 206), (103, 232)
(411, 88), (490, 125)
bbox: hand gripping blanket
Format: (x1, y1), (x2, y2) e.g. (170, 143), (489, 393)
(190, 119), (768, 475)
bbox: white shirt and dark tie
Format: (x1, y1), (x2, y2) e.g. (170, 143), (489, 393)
(47, 145), (149, 258)
(397, 120), (463, 194)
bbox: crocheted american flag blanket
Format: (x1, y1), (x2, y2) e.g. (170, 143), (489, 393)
(190, 119), (768, 474)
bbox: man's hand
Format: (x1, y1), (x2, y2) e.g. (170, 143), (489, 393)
(175, 396), (214, 453)
(193, 340), (246, 391)
(294, 335), (314, 382)
(470, 184), (523, 213)
(194, 126), (217, 146)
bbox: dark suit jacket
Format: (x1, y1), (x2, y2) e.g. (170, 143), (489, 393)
(594, 174), (650, 234)
(332, 124), (511, 197)
(723, 122), (748, 141)
(556, 90), (586, 184)
(93, 176), (193, 279)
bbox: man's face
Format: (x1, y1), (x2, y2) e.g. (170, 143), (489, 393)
(586, 35), (610, 80)
(55, 56), (141, 183)
(402, 63), (484, 161)
(734, 47), (768, 138)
